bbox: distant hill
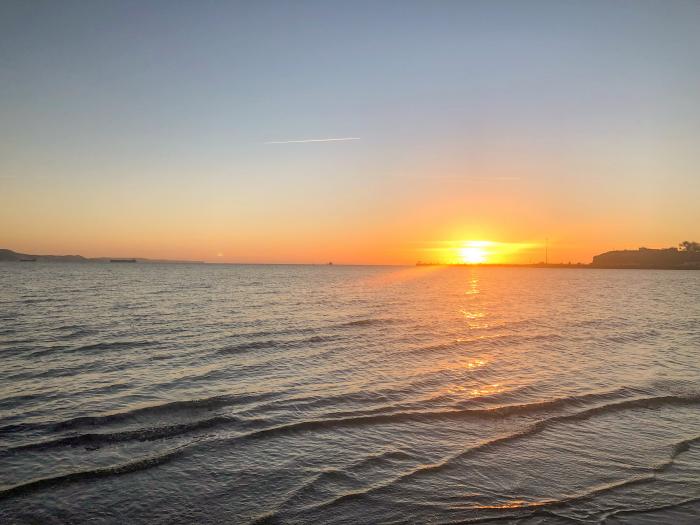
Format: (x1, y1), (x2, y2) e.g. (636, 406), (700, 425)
(591, 247), (700, 269)
(0, 249), (87, 262)
(0, 249), (203, 264)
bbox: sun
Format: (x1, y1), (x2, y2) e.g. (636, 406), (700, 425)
(429, 239), (537, 265)
(459, 246), (486, 264)
(457, 241), (491, 264)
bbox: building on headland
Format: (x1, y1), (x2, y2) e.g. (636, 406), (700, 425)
(591, 246), (700, 269)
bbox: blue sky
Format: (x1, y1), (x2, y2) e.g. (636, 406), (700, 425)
(2, 1), (699, 262)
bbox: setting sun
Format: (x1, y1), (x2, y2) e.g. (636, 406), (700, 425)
(422, 240), (543, 265)
(458, 242), (490, 264)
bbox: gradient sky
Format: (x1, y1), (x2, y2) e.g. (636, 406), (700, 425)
(1, 0), (699, 264)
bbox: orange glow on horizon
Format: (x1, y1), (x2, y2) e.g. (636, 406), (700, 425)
(459, 242), (489, 264)
(423, 240), (540, 265)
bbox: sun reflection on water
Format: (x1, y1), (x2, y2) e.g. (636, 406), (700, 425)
(465, 358), (487, 369)
(442, 382), (505, 398)
(460, 309), (489, 329)
(465, 277), (480, 295)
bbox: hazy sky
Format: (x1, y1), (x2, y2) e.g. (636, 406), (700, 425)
(2, 0), (699, 263)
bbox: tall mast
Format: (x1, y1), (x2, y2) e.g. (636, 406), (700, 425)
(545, 237), (548, 265)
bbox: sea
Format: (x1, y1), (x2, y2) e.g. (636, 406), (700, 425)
(1, 263), (699, 524)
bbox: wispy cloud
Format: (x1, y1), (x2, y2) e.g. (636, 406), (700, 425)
(394, 174), (522, 181)
(264, 137), (360, 144)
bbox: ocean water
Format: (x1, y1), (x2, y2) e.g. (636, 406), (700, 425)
(1, 263), (699, 524)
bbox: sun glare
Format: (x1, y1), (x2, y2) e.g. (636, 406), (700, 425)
(423, 239), (539, 265)
(459, 246), (486, 264)
(457, 241), (492, 264)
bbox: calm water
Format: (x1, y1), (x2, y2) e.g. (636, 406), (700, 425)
(1, 263), (699, 524)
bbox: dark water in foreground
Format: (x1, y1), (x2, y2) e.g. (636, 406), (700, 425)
(1, 263), (699, 524)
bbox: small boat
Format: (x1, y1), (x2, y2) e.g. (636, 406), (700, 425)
(110, 259), (137, 263)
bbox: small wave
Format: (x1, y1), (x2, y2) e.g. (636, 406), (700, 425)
(216, 334), (340, 356)
(59, 392), (275, 430)
(279, 449), (414, 508)
(0, 415), (236, 456)
(487, 332), (568, 349)
(668, 434), (700, 462)
(15, 340), (158, 359)
(400, 332), (568, 358)
(0, 392), (50, 412)
(225, 326), (318, 340)
(0, 446), (186, 501)
(62, 328), (98, 340)
(217, 339), (282, 354)
(253, 386), (414, 414)
(0, 391), (279, 437)
(403, 476), (661, 524)
(540, 394), (700, 427)
(307, 335), (335, 343)
(0, 337), (32, 345)
(473, 475), (654, 512)
(454, 386), (639, 412)
(71, 340), (156, 353)
(20, 297), (60, 304)
(603, 329), (661, 344)
(601, 495), (700, 522)
(336, 318), (396, 328)
(248, 511), (278, 525)
(14, 343), (74, 358)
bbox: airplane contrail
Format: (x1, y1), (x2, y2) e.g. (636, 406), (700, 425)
(264, 137), (360, 144)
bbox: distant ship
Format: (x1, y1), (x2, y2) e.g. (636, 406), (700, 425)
(19, 258), (37, 262)
(110, 259), (137, 263)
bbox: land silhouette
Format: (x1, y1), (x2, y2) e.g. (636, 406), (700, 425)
(591, 243), (700, 269)
(0, 249), (202, 264)
(2, 243), (699, 268)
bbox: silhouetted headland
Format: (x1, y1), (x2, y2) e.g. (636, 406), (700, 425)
(0, 249), (203, 264)
(591, 243), (700, 269)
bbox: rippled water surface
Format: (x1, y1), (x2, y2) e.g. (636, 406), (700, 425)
(1, 263), (699, 524)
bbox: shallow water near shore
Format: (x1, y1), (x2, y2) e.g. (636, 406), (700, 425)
(1, 263), (699, 524)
